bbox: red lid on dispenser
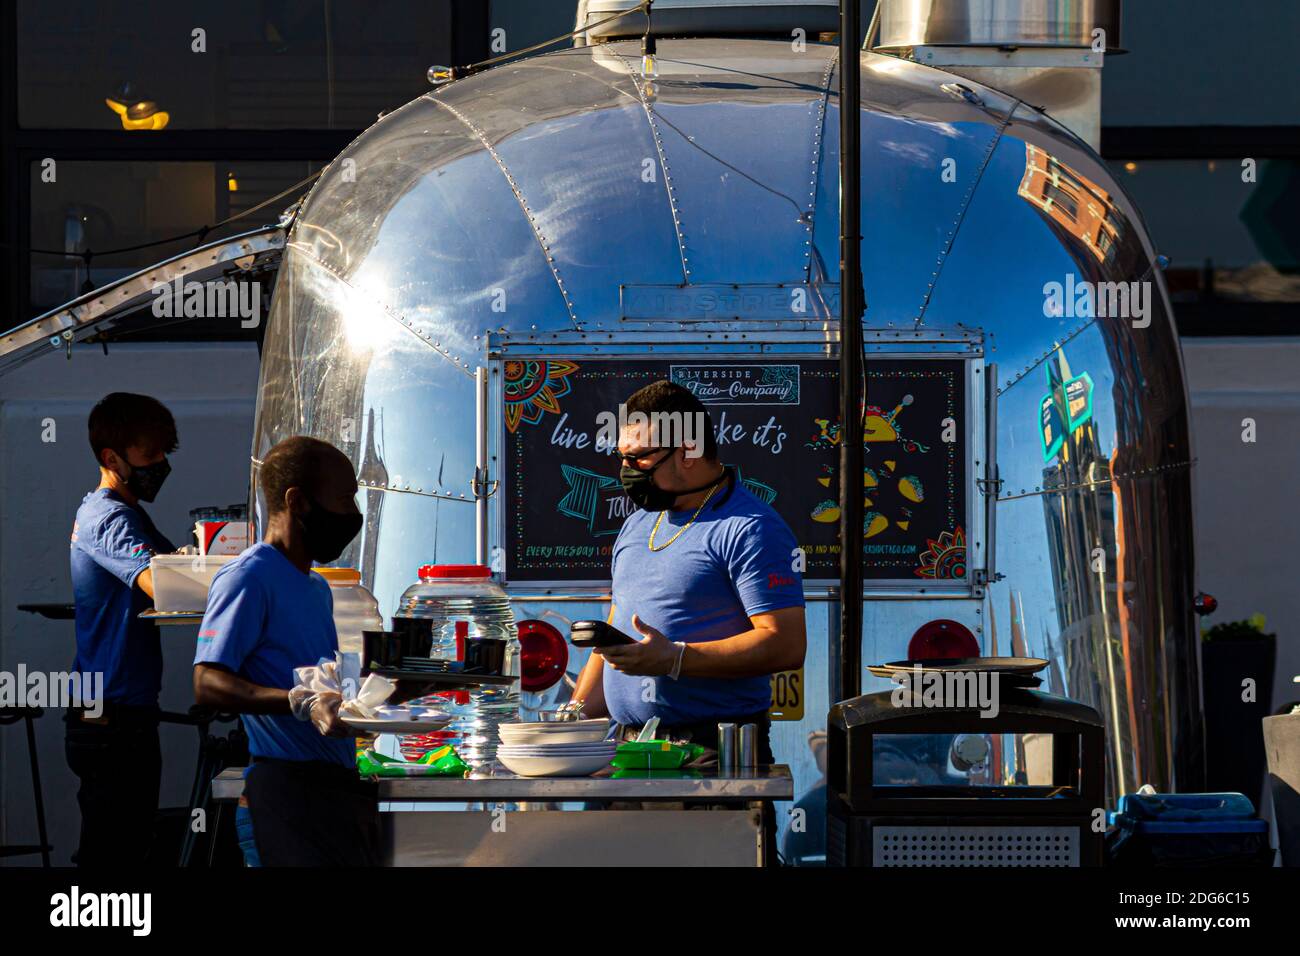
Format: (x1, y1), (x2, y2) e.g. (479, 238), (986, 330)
(417, 564), (492, 579)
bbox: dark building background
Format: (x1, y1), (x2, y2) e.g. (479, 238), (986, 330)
(3, 1), (1296, 337)
(2, 0), (491, 333)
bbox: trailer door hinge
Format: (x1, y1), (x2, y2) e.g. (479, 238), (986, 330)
(471, 467), (498, 500)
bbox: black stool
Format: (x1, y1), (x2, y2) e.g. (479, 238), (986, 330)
(0, 707), (53, 867)
(159, 706), (245, 867)
(11, 603), (75, 867)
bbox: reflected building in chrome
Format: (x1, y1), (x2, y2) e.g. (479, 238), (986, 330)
(1019, 144), (1123, 267)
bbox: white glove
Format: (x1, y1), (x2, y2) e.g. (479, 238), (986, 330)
(288, 684), (318, 721)
(289, 656), (396, 730)
(309, 690), (348, 737)
(288, 658), (342, 722)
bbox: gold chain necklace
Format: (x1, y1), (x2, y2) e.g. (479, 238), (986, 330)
(647, 478), (724, 552)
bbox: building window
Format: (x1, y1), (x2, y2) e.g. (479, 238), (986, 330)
(1109, 159), (1300, 310)
(17, 0), (452, 130)
(28, 160), (323, 319)
(1042, 180), (1080, 222)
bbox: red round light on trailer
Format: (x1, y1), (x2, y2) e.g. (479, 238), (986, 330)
(517, 619), (568, 693)
(907, 619), (979, 660)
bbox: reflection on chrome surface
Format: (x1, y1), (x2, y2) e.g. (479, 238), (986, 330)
(252, 39), (1199, 824)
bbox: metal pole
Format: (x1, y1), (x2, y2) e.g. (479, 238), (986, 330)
(836, 0), (865, 706)
(474, 366), (489, 566)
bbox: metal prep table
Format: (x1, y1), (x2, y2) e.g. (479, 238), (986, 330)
(213, 764), (793, 866)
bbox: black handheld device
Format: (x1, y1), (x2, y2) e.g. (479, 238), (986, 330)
(570, 620), (638, 648)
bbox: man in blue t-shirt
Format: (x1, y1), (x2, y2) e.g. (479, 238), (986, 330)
(573, 380), (807, 764)
(193, 435), (375, 866)
(66, 392), (179, 867)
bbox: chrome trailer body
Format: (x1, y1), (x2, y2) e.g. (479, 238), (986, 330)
(248, 37), (1200, 849)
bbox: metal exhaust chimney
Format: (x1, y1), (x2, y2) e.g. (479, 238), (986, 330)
(872, 0), (1124, 150)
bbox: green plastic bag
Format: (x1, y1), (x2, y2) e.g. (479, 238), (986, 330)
(356, 744), (469, 777)
(611, 740), (707, 771)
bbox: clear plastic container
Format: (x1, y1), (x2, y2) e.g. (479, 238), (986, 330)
(394, 564), (520, 769)
(313, 567), (383, 655)
(149, 554), (236, 612)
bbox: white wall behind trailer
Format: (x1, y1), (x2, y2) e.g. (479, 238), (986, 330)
(1182, 338), (1300, 710)
(0, 343), (260, 866)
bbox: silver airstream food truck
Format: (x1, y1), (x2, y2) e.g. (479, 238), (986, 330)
(0, 0), (1201, 864)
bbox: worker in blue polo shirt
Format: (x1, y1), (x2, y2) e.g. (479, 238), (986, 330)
(193, 435), (374, 866)
(66, 392), (179, 867)
(573, 380), (807, 763)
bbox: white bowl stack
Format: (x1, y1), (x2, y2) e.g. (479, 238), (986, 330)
(496, 719), (615, 777)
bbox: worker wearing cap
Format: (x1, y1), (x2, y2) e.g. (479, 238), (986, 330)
(573, 380), (807, 764)
(192, 436), (375, 866)
(66, 392), (179, 867)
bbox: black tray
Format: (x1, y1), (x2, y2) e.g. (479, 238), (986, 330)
(365, 667), (516, 690)
(17, 603), (76, 620)
(867, 656), (1048, 686)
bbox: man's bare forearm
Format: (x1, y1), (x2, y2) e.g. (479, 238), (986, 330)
(572, 603), (615, 717)
(677, 631), (796, 679)
(573, 652), (608, 718)
(679, 609), (806, 679)
(194, 663), (291, 714)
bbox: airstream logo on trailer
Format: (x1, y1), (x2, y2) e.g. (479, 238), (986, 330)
(1042, 273), (1151, 328)
(150, 276), (261, 328)
(622, 283), (840, 321)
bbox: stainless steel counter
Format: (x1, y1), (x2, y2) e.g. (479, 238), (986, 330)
(212, 764), (793, 802)
(213, 764), (792, 865)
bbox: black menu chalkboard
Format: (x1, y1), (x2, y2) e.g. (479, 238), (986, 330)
(502, 357), (966, 584)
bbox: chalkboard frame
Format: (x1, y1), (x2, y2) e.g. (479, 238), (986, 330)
(485, 332), (989, 597)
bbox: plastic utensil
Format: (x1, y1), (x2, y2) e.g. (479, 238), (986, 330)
(637, 716), (661, 742)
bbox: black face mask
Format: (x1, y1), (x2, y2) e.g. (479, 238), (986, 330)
(119, 455), (171, 503)
(300, 495), (363, 563)
(619, 449), (719, 512)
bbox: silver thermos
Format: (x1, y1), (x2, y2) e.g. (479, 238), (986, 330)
(738, 723), (757, 770)
(717, 722), (738, 773)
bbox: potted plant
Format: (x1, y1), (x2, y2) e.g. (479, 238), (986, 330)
(1202, 613), (1276, 810)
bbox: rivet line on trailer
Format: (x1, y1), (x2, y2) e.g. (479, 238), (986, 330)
(611, 45), (692, 285)
(431, 96), (582, 331)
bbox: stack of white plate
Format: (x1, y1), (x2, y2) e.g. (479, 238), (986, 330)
(497, 719), (615, 777)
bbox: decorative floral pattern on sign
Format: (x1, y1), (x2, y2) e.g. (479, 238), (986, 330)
(914, 526), (966, 579)
(503, 359), (579, 433)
